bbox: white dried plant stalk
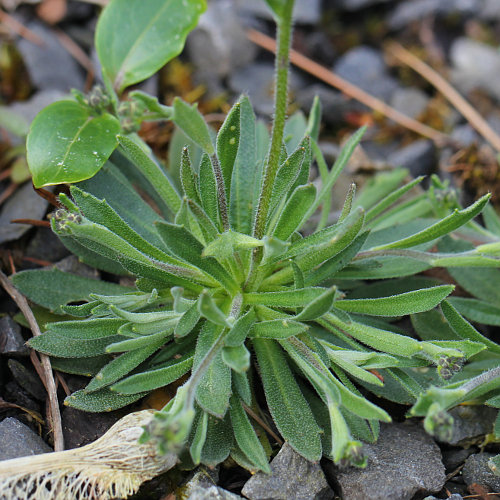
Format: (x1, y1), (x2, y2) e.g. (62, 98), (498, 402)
(0, 410), (177, 500)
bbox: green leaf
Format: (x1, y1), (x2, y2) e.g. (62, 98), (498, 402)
(86, 332), (167, 392)
(96, 0), (206, 92)
(47, 318), (125, 339)
(194, 322), (232, 417)
(198, 153), (219, 226)
(447, 297), (500, 326)
(27, 101), (120, 187)
(336, 285), (454, 317)
(230, 395), (271, 473)
(50, 355), (110, 377)
(306, 95), (321, 142)
(233, 371), (252, 405)
(294, 287), (337, 321)
(370, 194), (490, 250)
(117, 135), (181, 214)
(175, 300), (201, 338)
(11, 268), (129, 312)
(65, 387), (145, 412)
(225, 308), (257, 347)
(441, 300), (500, 353)
(28, 331), (122, 358)
(111, 354), (193, 394)
(202, 230), (262, 259)
(222, 344), (250, 373)
(253, 338), (322, 461)
(272, 183), (317, 241)
(171, 98), (214, 154)
(217, 99), (241, 198)
(190, 410), (208, 465)
(198, 291), (232, 327)
(250, 319), (308, 339)
(200, 414), (232, 467)
(106, 330), (171, 352)
(180, 147), (201, 204)
(230, 96), (257, 233)
(245, 287), (328, 308)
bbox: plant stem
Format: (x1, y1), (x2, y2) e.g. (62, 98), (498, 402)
(253, 0), (295, 241)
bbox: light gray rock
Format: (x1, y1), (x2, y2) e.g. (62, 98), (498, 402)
(390, 87), (429, 119)
(187, 0), (257, 90)
(55, 255), (99, 280)
(235, 0), (321, 24)
(333, 46), (399, 102)
(437, 406), (498, 446)
(241, 443), (333, 500)
(450, 38), (500, 102)
(388, 139), (436, 177)
(330, 422), (446, 500)
(17, 21), (85, 92)
(388, 0), (481, 30)
(0, 417), (52, 461)
(185, 485), (243, 499)
(480, 0), (500, 20)
(0, 316), (28, 357)
(462, 453), (500, 491)
(423, 495), (463, 500)
(451, 124), (480, 147)
(181, 467), (220, 497)
(332, 0), (393, 10)
(0, 182), (51, 244)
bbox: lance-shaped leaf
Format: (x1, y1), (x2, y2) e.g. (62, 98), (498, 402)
(222, 344), (250, 373)
(155, 222), (237, 291)
(106, 330), (171, 353)
(111, 354), (194, 394)
(193, 322), (232, 417)
(294, 286), (337, 321)
(198, 153), (219, 226)
(118, 135), (181, 214)
(198, 291), (232, 327)
(447, 297), (500, 326)
(441, 300), (500, 354)
(336, 285), (454, 317)
(27, 101), (120, 187)
(45, 318), (125, 339)
(272, 183), (317, 241)
(180, 147), (201, 204)
(225, 308), (257, 347)
(217, 99), (241, 197)
(253, 338), (322, 461)
(230, 395), (271, 473)
(201, 414), (233, 467)
(250, 319), (308, 339)
(96, 0), (206, 92)
(65, 387), (146, 412)
(175, 300), (201, 338)
(171, 98), (214, 154)
(244, 287), (328, 308)
(86, 332), (167, 392)
(190, 410), (208, 465)
(203, 230), (263, 259)
(370, 194), (490, 250)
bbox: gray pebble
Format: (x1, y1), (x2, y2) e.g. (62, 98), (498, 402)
(0, 417), (52, 461)
(0, 316), (28, 357)
(462, 453), (500, 491)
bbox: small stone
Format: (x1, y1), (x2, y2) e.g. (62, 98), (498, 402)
(332, 0), (393, 11)
(333, 46), (399, 102)
(450, 38), (500, 102)
(388, 139), (436, 178)
(185, 485), (244, 499)
(451, 124), (480, 147)
(241, 442), (333, 500)
(442, 447), (477, 472)
(8, 359), (46, 402)
(423, 495), (463, 500)
(0, 183), (51, 244)
(390, 87), (429, 119)
(0, 316), (28, 356)
(329, 422), (445, 500)
(0, 417), (52, 461)
(436, 406), (498, 446)
(462, 453), (500, 491)
(25, 227), (70, 265)
(16, 21), (85, 92)
(54, 255), (99, 280)
(62, 406), (122, 449)
(181, 466), (220, 496)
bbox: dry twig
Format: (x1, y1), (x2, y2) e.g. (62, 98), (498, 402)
(0, 269), (64, 451)
(246, 28), (451, 146)
(0, 8), (44, 45)
(387, 41), (500, 155)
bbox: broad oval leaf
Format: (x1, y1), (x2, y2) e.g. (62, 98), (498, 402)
(27, 101), (120, 187)
(96, 0), (206, 92)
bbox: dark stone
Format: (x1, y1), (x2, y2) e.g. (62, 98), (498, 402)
(4, 381), (41, 413)
(333, 46), (399, 103)
(328, 422), (445, 500)
(442, 447), (477, 472)
(0, 417), (52, 461)
(388, 0), (481, 30)
(25, 226), (70, 264)
(462, 453), (500, 491)
(235, 0), (321, 24)
(62, 406), (122, 449)
(423, 495), (463, 500)
(0, 182), (51, 244)
(0, 316), (29, 356)
(387, 139), (436, 178)
(8, 359), (46, 401)
(16, 21), (85, 91)
(438, 406), (498, 446)
(241, 443), (333, 500)
(332, 0), (393, 10)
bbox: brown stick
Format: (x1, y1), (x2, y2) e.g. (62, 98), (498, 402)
(0, 9), (45, 45)
(387, 41), (500, 154)
(246, 28), (451, 146)
(0, 270), (64, 451)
